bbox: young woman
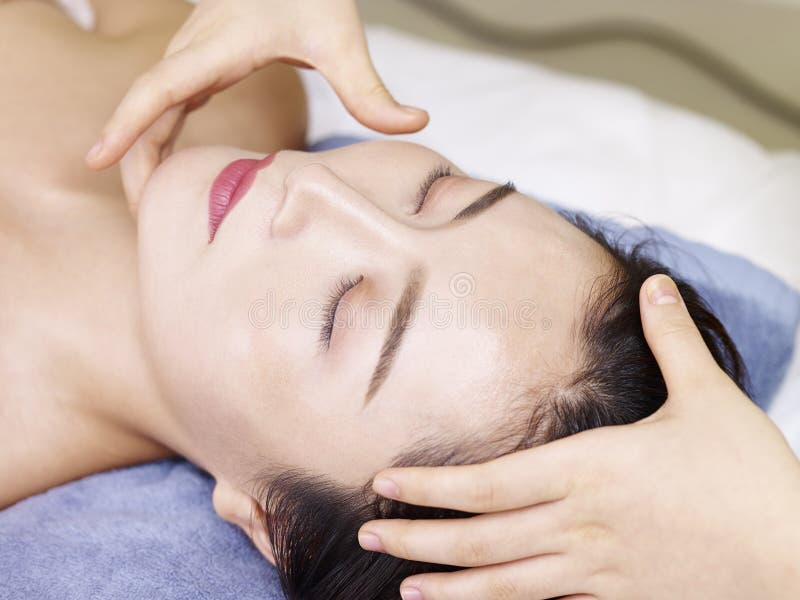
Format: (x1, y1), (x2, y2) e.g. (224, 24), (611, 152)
(3, 2), (797, 600)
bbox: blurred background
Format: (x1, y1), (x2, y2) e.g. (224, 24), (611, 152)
(357, 0), (800, 150)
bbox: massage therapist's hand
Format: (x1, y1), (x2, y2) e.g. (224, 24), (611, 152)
(359, 274), (800, 600)
(84, 0), (428, 213)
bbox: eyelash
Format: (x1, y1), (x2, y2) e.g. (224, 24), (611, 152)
(413, 164), (453, 215)
(319, 274), (363, 351)
(318, 165), (451, 351)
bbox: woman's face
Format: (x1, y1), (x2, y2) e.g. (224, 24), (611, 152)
(137, 141), (606, 489)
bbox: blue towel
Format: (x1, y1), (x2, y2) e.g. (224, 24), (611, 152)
(2, 136), (798, 599)
(1, 459), (283, 600)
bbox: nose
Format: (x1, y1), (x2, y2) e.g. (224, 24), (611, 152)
(270, 162), (405, 246)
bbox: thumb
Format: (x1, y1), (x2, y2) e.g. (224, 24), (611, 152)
(639, 274), (724, 402)
(319, 43), (428, 135)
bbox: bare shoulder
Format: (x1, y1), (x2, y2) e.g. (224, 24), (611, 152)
(0, 386), (88, 509)
(0, 382), (175, 510)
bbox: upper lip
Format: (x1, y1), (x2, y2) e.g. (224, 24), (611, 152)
(208, 154), (275, 242)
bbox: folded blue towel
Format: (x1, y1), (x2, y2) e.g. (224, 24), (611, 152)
(2, 136), (798, 599)
(1, 459), (283, 600)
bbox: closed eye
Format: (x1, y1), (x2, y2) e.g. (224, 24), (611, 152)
(319, 274), (363, 351)
(412, 164), (453, 215)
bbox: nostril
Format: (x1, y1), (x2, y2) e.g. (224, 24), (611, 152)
(269, 195), (305, 238)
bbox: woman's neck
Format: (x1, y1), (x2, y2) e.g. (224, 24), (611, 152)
(3, 184), (191, 474)
(77, 300), (190, 465)
(0, 187), (198, 507)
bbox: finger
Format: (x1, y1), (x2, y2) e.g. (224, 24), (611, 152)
(639, 274), (724, 400)
(87, 41), (241, 169)
(120, 104), (187, 217)
(359, 500), (565, 567)
(318, 38), (428, 134)
(372, 437), (585, 513)
(398, 554), (589, 600)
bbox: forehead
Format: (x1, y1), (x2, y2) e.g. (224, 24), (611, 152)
(367, 187), (608, 443)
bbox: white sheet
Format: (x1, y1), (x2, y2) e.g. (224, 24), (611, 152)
(299, 25), (799, 451)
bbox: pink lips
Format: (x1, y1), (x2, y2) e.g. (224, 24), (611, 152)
(208, 154), (275, 242)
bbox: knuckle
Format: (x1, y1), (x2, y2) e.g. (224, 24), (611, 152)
(653, 320), (707, 361)
(455, 539), (491, 567)
(365, 80), (389, 98)
(133, 70), (175, 107)
(655, 318), (694, 340)
(389, 529), (415, 560)
(487, 576), (520, 600)
(569, 520), (611, 548)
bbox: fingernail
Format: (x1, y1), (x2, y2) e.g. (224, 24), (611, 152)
(358, 531), (385, 553)
(647, 275), (680, 305)
(373, 477), (400, 499)
(401, 586), (423, 600)
(85, 139), (104, 162)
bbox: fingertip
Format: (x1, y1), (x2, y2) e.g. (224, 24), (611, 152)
(372, 476), (401, 500)
(85, 135), (127, 170)
(365, 108), (429, 135)
(357, 529), (386, 553)
(392, 105), (429, 131)
(639, 274), (690, 341)
(639, 274), (721, 396)
(84, 139), (105, 168)
(402, 106), (430, 132)
(400, 582), (424, 600)
(644, 274), (681, 306)
(399, 105), (428, 118)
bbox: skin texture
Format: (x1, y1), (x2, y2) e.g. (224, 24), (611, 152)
(360, 275), (800, 600)
(135, 138), (608, 501)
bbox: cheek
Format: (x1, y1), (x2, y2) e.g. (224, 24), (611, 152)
(137, 148), (223, 274)
(138, 251), (265, 442)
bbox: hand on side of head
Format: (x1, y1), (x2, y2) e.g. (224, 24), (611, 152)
(85, 0), (428, 216)
(357, 275), (800, 600)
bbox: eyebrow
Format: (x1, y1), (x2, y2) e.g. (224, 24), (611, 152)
(453, 181), (516, 222)
(363, 180), (516, 405)
(365, 267), (424, 405)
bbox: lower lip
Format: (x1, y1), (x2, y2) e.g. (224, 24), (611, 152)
(208, 154), (275, 242)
